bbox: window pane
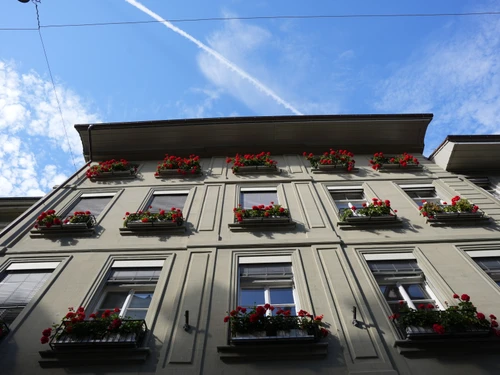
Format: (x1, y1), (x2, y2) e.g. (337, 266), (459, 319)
(129, 293), (154, 308)
(240, 191), (278, 209)
(269, 288), (294, 304)
(100, 292), (128, 308)
(70, 197), (112, 217)
(150, 194), (187, 211)
(240, 289), (265, 306)
(381, 285), (402, 301)
(404, 284), (430, 299)
(0, 272), (51, 306)
(124, 309), (148, 320)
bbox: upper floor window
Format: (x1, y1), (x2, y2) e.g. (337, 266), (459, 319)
(148, 190), (189, 212)
(471, 256), (500, 287)
(367, 256), (442, 313)
(468, 178), (500, 200)
(94, 260), (164, 320)
(67, 193), (115, 218)
(240, 188), (278, 209)
(328, 186), (365, 214)
(238, 259), (296, 315)
(400, 184), (441, 205)
(0, 262), (59, 324)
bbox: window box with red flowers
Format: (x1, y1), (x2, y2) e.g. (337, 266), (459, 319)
(338, 198), (403, 228)
(228, 203), (295, 231)
(226, 152), (280, 174)
(217, 306), (329, 361)
(419, 196), (488, 226)
(39, 307), (149, 368)
(154, 154), (201, 178)
(31, 210), (97, 237)
(119, 208), (186, 235)
(86, 159), (138, 180)
(390, 294), (500, 356)
(369, 152), (422, 171)
(303, 149), (356, 173)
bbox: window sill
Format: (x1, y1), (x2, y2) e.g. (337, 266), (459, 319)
(217, 341), (328, 362)
(426, 212), (489, 226)
(228, 218), (295, 231)
(311, 166), (358, 174)
(338, 215), (403, 229)
(120, 222), (186, 235)
(90, 170), (138, 181)
(30, 226), (95, 238)
(155, 169), (202, 178)
(39, 347), (150, 368)
(233, 166), (281, 175)
(377, 164), (423, 171)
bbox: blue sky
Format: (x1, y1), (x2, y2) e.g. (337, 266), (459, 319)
(0, 0), (499, 196)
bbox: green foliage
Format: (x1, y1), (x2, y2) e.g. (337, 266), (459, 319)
(233, 202), (290, 222)
(123, 208), (184, 227)
(303, 149), (355, 171)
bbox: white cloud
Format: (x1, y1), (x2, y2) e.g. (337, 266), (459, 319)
(374, 15), (500, 153)
(0, 61), (101, 197)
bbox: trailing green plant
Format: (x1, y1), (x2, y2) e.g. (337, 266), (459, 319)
(226, 152), (277, 173)
(154, 154), (201, 176)
(40, 306), (145, 344)
(340, 198), (395, 221)
(123, 207), (184, 226)
(303, 149), (355, 171)
(233, 202), (290, 222)
(369, 152), (419, 170)
(389, 294), (499, 336)
(224, 305), (329, 338)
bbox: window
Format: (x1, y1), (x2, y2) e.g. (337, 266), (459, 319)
(468, 178), (500, 200)
(471, 256), (500, 287)
(328, 186), (365, 214)
(148, 190), (188, 212)
(238, 259), (296, 315)
(68, 193), (115, 218)
(400, 184), (441, 205)
(367, 257), (443, 313)
(240, 188), (278, 209)
(0, 262), (59, 324)
(94, 260), (163, 320)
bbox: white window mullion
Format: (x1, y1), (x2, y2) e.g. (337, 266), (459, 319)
(120, 289), (135, 317)
(397, 284), (416, 309)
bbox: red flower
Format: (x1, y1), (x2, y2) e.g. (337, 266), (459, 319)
(114, 307), (120, 313)
(477, 312), (486, 320)
(399, 300), (405, 306)
(42, 328), (52, 337)
(490, 314), (497, 320)
(264, 303), (271, 310)
(249, 313), (259, 323)
(418, 304), (426, 309)
(461, 294), (470, 302)
(40, 336), (49, 344)
(89, 313), (97, 319)
(240, 307), (247, 313)
(453, 293), (459, 299)
(223, 316), (230, 323)
(320, 328), (329, 337)
(230, 310), (237, 316)
(427, 303), (434, 309)
(432, 323), (445, 335)
(492, 320), (499, 328)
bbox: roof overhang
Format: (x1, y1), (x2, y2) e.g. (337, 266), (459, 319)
(75, 114), (433, 161)
(429, 135), (500, 173)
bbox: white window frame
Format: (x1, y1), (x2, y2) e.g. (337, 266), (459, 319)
(365, 255), (445, 311)
(238, 256), (298, 316)
(400, 184), (442, 205)
(328, 186), (365, 215)
(239, 187), (279, 209)
(466, 250), (500, 286)
(63, 192), (117, 223)
(92, 260), (164, 320)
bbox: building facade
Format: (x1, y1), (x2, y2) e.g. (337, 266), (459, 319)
(1, 114), (500, 374)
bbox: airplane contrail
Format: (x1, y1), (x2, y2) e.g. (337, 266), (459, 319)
(125, 0), (303, 115)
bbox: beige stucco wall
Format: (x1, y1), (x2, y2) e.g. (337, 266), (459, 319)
(1, 154), (500, 375)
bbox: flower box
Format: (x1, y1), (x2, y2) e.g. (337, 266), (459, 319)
(156, 169), (201, 177)
(378, 163), (422, 170)
(433, 211), (484, 220)
(86, 159), (138, 180)
(125, 220), (182, 228)
(49, 319), (147, 350)
(317, 164), (350, 171)
(233, 165), (280, 174)
(238, 217), (291, 224)
(345, 214), (398, 222)
(97, 170), (135, 178)
(231, 329), (314, 342)
(369, 152), (420, 171)
(405, 325), (490, 340)
(303, 149), (355, 172)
